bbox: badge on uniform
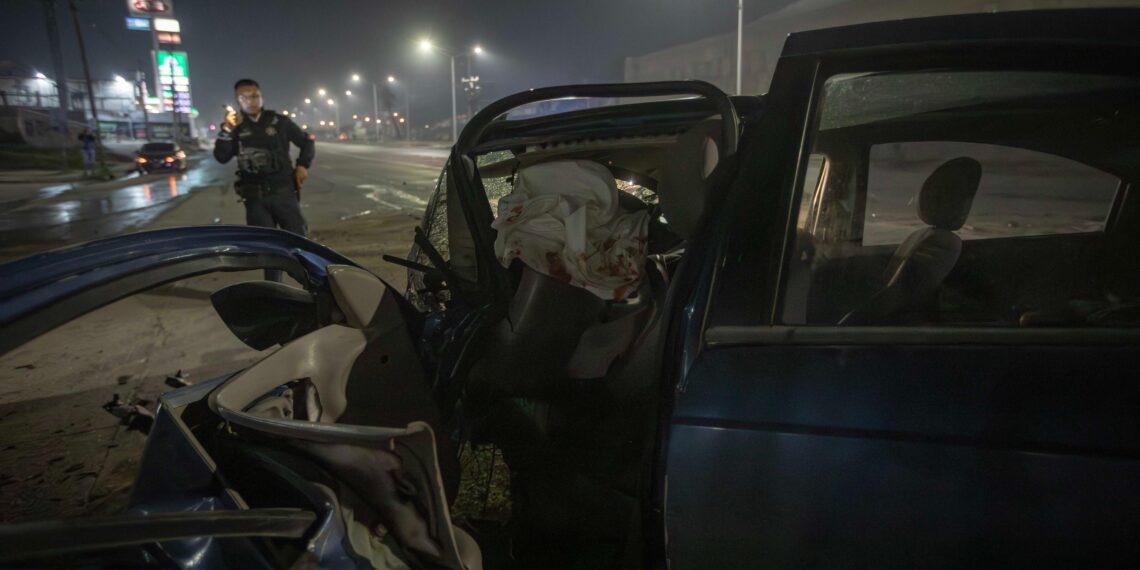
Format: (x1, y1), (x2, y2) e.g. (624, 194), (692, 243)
(265, 126), (277, 136)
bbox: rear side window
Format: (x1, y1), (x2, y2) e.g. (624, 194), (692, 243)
(863, 142), (1118, 246)
(780, 70), (1137, 328)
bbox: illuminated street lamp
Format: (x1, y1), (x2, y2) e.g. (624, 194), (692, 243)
(351, 73), (360, 82)
(416, 38), (485, 142)
(345, 90), (352, 96)
(304, 97), (311, 105)
(318, 88), (327, 96)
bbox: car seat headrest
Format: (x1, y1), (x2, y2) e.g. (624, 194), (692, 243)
(658, 119), (722, 240)
(918, 157), (982, 231)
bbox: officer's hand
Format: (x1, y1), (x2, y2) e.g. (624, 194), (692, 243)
(294, 165), (309, 188)
(222, 108), (242, 132)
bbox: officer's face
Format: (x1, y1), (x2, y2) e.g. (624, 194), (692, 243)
(236, 86), (263, 115)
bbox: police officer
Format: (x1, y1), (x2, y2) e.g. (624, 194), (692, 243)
(214, 78), (314, 237)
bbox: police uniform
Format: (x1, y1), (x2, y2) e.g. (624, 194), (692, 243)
(214, 110), (315, 235)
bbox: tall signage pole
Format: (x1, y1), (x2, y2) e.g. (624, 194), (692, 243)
(129, 2), (192, 142)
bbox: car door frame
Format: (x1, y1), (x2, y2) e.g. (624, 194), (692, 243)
(658, 9), (1140, 569)
(0, 225), (364, 355)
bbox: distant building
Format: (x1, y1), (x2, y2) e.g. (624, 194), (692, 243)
(0, 62), (194, 145)
(625, 0), (1138, 95)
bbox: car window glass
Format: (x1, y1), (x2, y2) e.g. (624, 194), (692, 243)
(863, 142), (1119, 246)
(782, 70), (1139, 328)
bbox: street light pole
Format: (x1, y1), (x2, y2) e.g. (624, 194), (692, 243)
(371, 82), (380, 142)
(736, 0), (743, 95)
(450, 54), (457, 143)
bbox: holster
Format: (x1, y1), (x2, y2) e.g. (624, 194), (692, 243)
(234, 179), (270, 200)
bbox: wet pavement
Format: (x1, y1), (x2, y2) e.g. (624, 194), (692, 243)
(0, 142), (448, 256)
(0, 162), (226, 246)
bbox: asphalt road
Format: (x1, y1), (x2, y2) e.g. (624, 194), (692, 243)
(0, 141), (447, 257)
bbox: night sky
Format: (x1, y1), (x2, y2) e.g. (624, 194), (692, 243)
(1, 0), (794, 126)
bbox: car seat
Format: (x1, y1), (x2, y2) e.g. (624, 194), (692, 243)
(841, 157), (982, 325)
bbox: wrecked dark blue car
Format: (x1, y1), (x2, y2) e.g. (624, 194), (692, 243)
(2, 8), (1140, 569)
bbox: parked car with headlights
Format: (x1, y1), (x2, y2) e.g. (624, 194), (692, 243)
(134, 141), (187, 174)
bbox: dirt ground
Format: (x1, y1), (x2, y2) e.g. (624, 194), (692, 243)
(0, 200), (425, 523)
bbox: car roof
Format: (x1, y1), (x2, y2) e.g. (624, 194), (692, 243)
(782, 8), (1140, 57)
(471, 95), (762, 154)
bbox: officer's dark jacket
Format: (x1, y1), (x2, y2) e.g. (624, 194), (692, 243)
(214, 110), (314, 190)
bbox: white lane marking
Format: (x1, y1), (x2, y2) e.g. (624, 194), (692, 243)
(317, 143), (448, 162)
(353, 183), (428, 210)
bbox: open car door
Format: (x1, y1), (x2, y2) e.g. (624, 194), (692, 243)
(402, 82), (746, 568)
(0, 226), (476, 569)
(665, 8), (1140, 569)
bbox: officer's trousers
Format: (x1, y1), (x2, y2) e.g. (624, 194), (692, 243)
(244, 191), (308, 281)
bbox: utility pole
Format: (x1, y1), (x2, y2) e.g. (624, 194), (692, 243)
(371, 82), (381, 142)
(42, 0), (70, 171)
(736, 0), (743, 95)
(67, 0), (106, 170)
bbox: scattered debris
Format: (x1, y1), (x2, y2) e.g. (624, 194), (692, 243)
(14, 364), (35, 371)
(165, 369), (191, 388)
(101, 394), (155, 434)
(116, 375), (132, 385)
(64, 464), (83, 474)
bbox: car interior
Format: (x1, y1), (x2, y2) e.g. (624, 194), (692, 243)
(188, 98), (743, 569)
(782, 70), (1140, 328)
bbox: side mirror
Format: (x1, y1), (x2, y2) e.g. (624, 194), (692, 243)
(211, 281), (321, 350)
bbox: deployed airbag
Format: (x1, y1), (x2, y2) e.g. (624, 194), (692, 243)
(492, 160), (650, 300)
